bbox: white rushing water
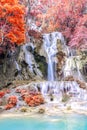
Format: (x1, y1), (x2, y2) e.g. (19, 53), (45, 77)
(64, 55), (84, 80)
(23, 43), (34, 73)
(22, 43), (43, 77)
(40, 32), (86, 102)
(27, 81), (87, 102)
(43, 32), (65, 81)
(20, 32), (87, 103)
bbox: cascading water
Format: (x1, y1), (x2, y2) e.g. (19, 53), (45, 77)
(43, 32), (65, 81)
(75, 57), (84, 80)
(19, 31), (87, 103)
(23, 43), (34, 74)
(64, 50), (84, 80)
(38, 32), (87, 102)
(43, 34), (54, 81)
(27, 80), (87, 104)
(64, 57), (76, 77)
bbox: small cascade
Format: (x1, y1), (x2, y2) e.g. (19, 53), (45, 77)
(27, 81), (87, 102)
(22, 43), (43, 78)
(64, 58), (73, 77)
(64, 46), (75, 78)
(23, 43), (34, 74)
(38, 31), (87, 102)
(43, 32), (65, 81)
(41, 81), (80, 96)
(75, 58), (84, 80)
(64, 47), (84, 81)
(18, 31), (87, 103)
(15, 61), (20, 71)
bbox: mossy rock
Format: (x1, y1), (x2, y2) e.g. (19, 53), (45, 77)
(33, 51), (47, 78)
(20, 107), (27, 112)
(38, 108), (45, 114)
(67, 106), (71, 110)
(62, 94), (70, 102)
(38, 62), (47, 78)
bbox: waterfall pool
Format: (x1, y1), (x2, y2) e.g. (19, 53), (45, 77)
(0, 114), (87, 130)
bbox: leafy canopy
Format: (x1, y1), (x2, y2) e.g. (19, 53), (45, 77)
(28, 0), (87, 49)
(0, 0), (25, 53)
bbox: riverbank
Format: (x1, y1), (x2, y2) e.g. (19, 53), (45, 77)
(0, 81), (87, 119)
(1, 101), (87, 119)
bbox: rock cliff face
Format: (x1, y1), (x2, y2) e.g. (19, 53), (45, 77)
(0, 47), (20, 88)
(0, 37), (48, 88)
(0, 32), (86, 89)
(17, 42), (47, 80)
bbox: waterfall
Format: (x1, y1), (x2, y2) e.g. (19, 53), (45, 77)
(27, 81), (87, 102)
(43, 32), (65, 81)
(17, 31), (87, 103)
(23, 43), (35, 73)
(39, 32), (87, 102)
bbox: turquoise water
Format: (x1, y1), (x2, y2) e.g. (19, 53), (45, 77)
(0, 114), (87, 130)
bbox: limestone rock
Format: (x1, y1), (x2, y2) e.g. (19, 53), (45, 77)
(38, 108), (45, 114)
(20, 107), (27, 112)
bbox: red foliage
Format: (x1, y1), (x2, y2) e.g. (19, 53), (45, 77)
(16, 88), (44, 107)
(28, 30), (42, 39)
(5, 104), (14, 110)
(6, 89), (10, 94)
(0, 91), (5, 98)
(16, 88), (27, 93)
(68, 26), (87, 49)
(5, 96), (17, 110)
(4, 87), (44, 109)
(8, 96), (17, 105)
(27, 0), (87, 49)
(24, 93), (44, 107)
(0, 0), (25, 54)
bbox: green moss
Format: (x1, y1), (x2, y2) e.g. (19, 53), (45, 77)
(62, 94), (70, 102)
(33, 51), (47, 78)
(38, 62), (47, 77)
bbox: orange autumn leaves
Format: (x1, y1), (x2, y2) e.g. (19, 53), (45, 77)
(5, 96), (17, 110)
(0, 0), (18, 5)
(0, 0), (25, 46)
(4, 88), (44, 110)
